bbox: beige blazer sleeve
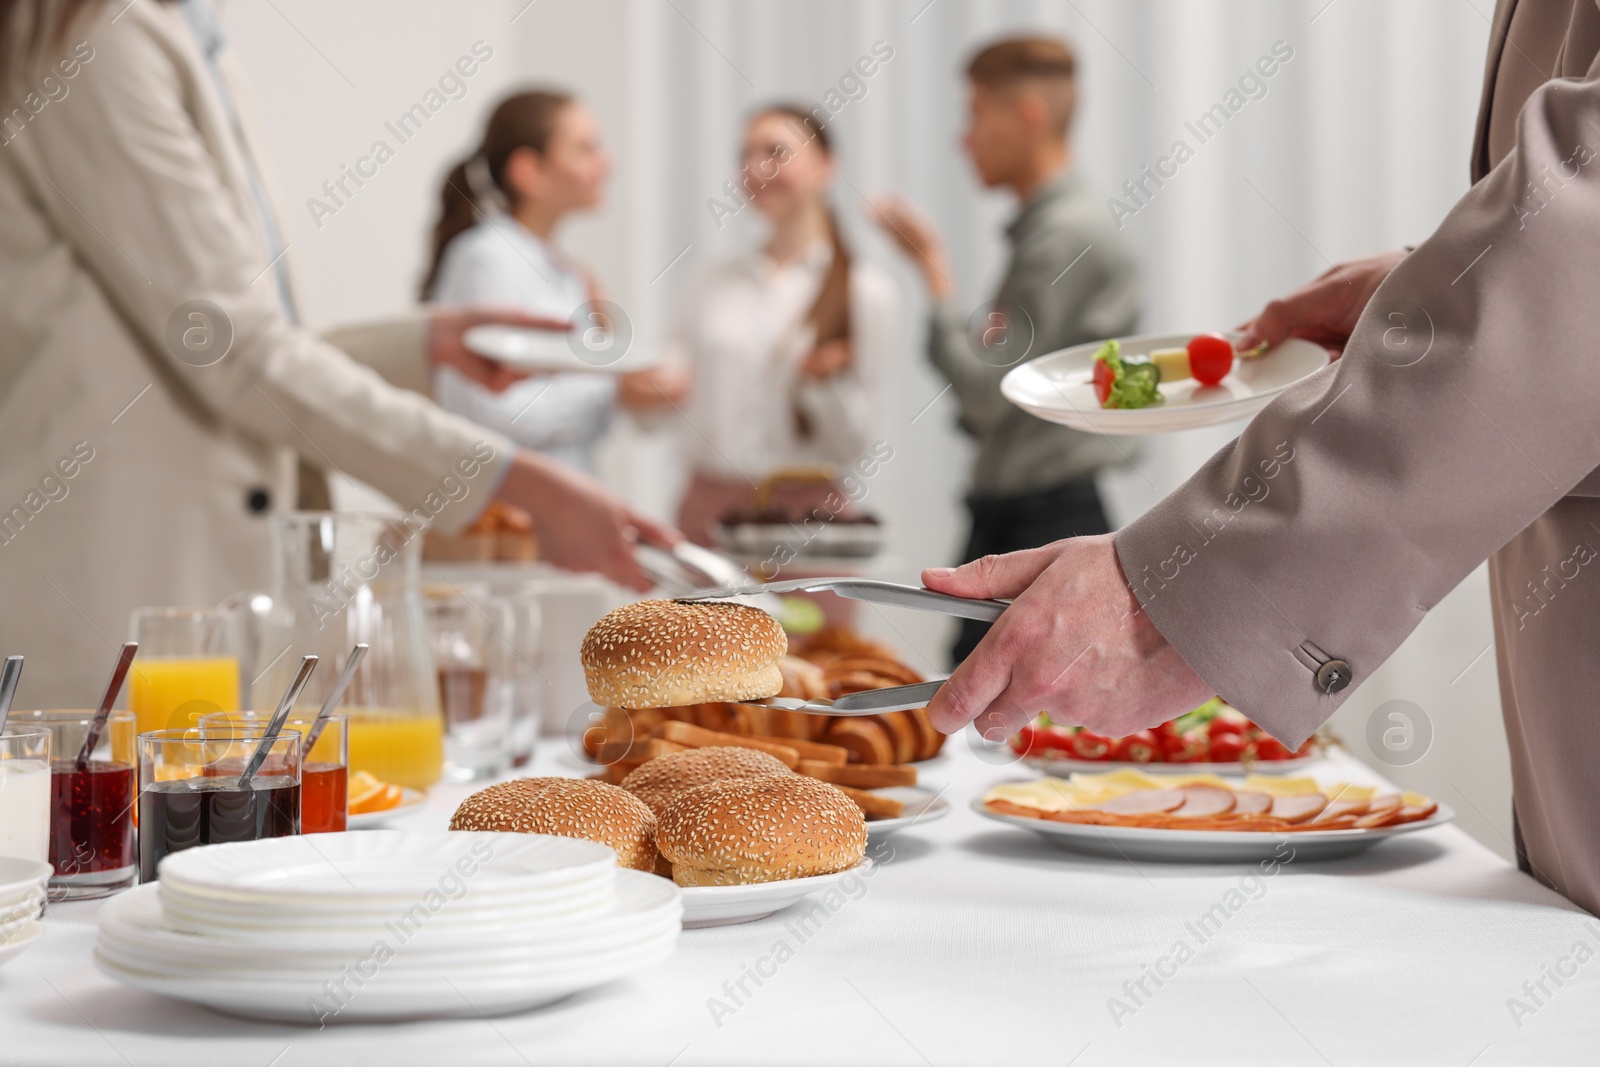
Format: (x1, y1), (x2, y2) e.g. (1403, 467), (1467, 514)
(17, 5), (511, 532)
(1114, 48), (1600, 748)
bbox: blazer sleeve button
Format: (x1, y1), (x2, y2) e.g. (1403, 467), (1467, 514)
(1315, 659), (1353, 693)
(246, 487), (271, 514)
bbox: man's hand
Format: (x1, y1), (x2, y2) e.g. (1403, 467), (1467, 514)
(1236, 250), (1408, 358)
(799, 339), (852, 380)
(429, 308), (571, 392)
(496, 450), (679, 592)
(618, 364), (692, 411)
(871, 195), (955, 301)
(922, 535), (1213, 740)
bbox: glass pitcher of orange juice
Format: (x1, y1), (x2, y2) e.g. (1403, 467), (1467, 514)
(226, 512), (444, 791)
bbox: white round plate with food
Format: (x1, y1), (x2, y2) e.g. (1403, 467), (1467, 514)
(347, 787), (426, 829)
(1001, 332), (1329, 435)
(1019, 754), (1320, 777)
(678, 858), (874, 929)
(463, 324), (657, 374)
(865, 787), (949, 840)
(973, 798), (1454, 863)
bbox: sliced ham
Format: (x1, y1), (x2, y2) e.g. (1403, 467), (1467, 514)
(1230, 790), (1272, 814)
(1093, 788), (1186, 815)
(1268, 792), (1328, 824)
(1395, 801), (1439, 824)
(1312, 798), (1370, 822)
(1171, 784), (1237, 818)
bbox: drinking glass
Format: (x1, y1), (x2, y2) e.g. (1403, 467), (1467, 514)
(12, 711), (136, 899)
(128, 607), (242, 734)
(138, 727), (301, 882)
(425, 593), (516, 782)
(228, 512), (444, 791)
(0, 729), (51, 865)
(201, 711), (347, 833)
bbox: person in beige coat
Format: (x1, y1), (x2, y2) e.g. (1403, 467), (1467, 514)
(0, 0), (670, 707)
(926, 0), (1600, 916)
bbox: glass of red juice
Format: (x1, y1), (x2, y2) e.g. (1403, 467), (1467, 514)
(201, 712), (347, 833)
(13, 710), (138, 900)
(138, 727), (301, 882)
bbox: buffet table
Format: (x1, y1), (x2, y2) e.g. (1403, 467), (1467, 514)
(6, 743), (1597, 1066)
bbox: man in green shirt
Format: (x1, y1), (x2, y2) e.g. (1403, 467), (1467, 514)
(876, 35), (1140, 663)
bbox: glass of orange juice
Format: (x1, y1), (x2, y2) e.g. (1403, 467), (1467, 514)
(128, 608), (241, 735)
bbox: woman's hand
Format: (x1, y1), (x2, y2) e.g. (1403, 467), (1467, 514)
(495, 450), (679, 591)
(428, 308), (571, 392)
(921, 534), (1213, 741)
(798, 339), (852, 380)
(618, 364), (692, 411)
(1236, 250), (1408, 358)
(870, 195), (954, 301)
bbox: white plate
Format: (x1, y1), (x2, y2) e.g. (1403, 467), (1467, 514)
(1018, 754), (1320, 776)
(347, 787), (427, 829)
(865, 787), (950, 840)
(678, 858), (873, 929)
(95, 923), (678, 1023)
(0, 888), (46, 926)
(463, 324), (657, 374)
(99, 875), (680, 979)
(0, 921), (44, 968)
(1001, 332), (1330, 435)
(973, 798), (1455, 863)
(158, 831), (615, 901)
(0, 857), (52, 905)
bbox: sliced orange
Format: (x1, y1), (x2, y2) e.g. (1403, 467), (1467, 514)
(348, 771), (405, 814)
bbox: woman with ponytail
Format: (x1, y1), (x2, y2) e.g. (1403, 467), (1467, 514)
(423, 90), (680, 475)
(670, 105), (897, 545)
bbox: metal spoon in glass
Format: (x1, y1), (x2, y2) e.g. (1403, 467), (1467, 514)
(0, 655), (22, 730)
(74, 642), (138, 771)
(301, 643), (367, 755)
(238, 655), (318, 788)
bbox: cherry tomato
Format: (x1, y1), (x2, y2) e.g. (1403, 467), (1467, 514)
(1093, 356), (1114, 405)
(1072, 730), (1112, 760)
(1163, 729), (1209, 763)
(1039, 726), (1076, 752)
(1254, 737), (1292, 761)
(1186, 333), (1234, 386)
(1112, 730), (1159, 764)
(1011, 724), (1043, 757)
(1208, 734), (1245, 763)
(1294, 737), (1318, 758)
(1208, 717), (1244, 741)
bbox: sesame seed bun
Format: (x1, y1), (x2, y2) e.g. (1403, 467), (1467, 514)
(581, 599), (787, 709)
(621, 745), (794, 818)
(448, 777), (658, 872)
(655, 774), (867, 887)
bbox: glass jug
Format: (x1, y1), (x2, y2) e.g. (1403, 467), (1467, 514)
(225, 512), (444, 791)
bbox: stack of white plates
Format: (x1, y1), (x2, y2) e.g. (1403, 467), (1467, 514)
(94, 832), (681, 1022)
(0, 857), (50, 968)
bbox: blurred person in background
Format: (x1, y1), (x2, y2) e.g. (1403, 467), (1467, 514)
(421, 89), (684, 477)
(874, 35), (1139, 665)
(669, 105), (897, 546)
(0, 0), (671, 707)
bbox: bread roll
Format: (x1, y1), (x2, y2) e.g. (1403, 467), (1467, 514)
(581, 600), (786, 709)
(620, 744), (793, 817)
(656, 774), (866, 886)
(448, 777), (658, 872)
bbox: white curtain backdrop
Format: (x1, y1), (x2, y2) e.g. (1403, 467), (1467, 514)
(227, 0), (1512, 856)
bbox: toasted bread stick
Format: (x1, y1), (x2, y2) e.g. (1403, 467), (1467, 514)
(653, 720), (801, 768)
(835, 784), (906, 819)
(798, 760), (917, 788)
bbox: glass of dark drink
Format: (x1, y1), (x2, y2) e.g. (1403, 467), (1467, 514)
(201, 712), (347, 833)
(137, 727), (301, 882)
(12, 710), (138, 901)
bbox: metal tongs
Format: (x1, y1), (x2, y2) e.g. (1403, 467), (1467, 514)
(677, 578), (1009, 716)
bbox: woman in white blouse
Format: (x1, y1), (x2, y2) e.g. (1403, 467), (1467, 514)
(422, 90), (680, 475)
(672, 105), (897, 544)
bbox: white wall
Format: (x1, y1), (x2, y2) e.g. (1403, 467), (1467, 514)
(222, 0), (1513, 858)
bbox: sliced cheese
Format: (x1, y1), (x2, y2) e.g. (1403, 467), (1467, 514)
(1241, 774), (1324, 797)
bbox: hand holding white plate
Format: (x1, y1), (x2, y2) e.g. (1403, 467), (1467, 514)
(1001, 331), (1329, 435)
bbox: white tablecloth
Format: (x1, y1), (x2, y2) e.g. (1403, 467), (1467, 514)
(6, 742), (1598, 1066)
